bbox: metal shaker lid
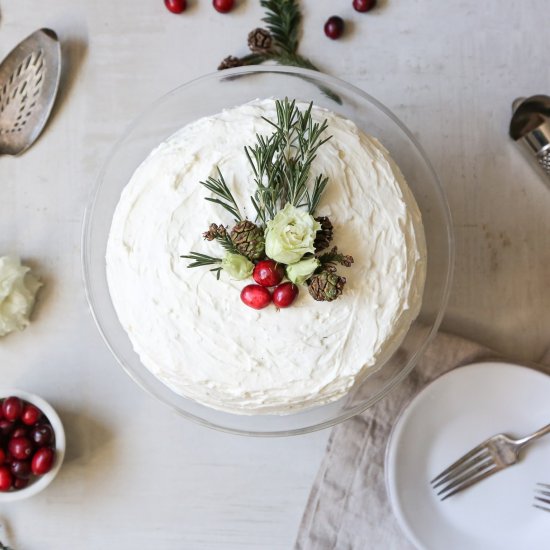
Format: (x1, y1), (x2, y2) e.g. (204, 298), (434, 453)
(510, 95), (550, 156)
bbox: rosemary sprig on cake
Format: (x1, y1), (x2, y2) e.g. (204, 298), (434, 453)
(182, 99), (354, 310)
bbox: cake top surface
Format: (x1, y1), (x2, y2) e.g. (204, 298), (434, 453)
(106, 99), (426, 415)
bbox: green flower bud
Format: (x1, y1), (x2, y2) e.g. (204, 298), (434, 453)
(286, 257), (320, 285)
(221, 253), (254, 280)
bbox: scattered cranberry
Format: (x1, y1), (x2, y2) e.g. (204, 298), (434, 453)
(10, 460), (31, 479)
(0, 448), (5, 466)
(30, 424), (54, 447)
(31, 448), (54, 476)
(253, 260), (285, 287)
(2, 397), (23, 422)
(8, 437), (33, 461)
(21, 404), (42, 426)
(240, 284), (272, 310)
(213, 0), (234, 13)
(273, 282), (299, 308)
(13, 477), (29, 490)
(353, 0), (376, 12)
(164, 0), (187, 13)
(324, 16), (345, 40)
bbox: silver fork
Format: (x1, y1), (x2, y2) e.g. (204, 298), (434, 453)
(431, 423), (550, 500)
(534, 483), (550, 512)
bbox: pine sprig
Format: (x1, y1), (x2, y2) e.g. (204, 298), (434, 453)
(215, 233), (239, 255)
(200, 169), (244, 222)
(317, 246), (354, 269)
(261, 0), (301, 55)
(218, 0), (342, 105)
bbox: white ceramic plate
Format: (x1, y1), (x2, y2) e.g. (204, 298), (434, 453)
(386, 362), (550, 550)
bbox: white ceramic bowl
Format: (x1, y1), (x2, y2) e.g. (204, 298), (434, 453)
(0, 389), (65, 502)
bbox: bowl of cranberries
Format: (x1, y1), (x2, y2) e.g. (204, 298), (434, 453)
(0, 390), (65, 501)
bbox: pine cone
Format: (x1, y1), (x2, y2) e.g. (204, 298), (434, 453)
(203, 223), (227, 241)
(247, 28), (273, 53)
(314, 216), (334, 252)
(308, 270), (347, 302)
(230, 221), (265, 261)
(218, 56), (243, 71)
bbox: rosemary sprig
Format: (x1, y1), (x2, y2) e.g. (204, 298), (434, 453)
(257, 98), (332, 214)
(200, 169), (243, 222)
(306, 174), (329, 215)
(180, 252), (223, 279)
(245, 132), (284, 224)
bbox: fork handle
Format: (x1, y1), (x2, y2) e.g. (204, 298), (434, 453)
(517, 423), (550, 448)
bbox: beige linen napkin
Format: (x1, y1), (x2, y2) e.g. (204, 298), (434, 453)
(295, 331), (550, 550)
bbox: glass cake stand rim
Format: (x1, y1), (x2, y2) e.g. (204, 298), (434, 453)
(82, 65), (455, 436)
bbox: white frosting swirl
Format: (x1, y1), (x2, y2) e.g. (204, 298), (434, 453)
(106, 100), (426, 415)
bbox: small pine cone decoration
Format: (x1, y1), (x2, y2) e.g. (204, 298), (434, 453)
(218, 56), (243, 71)
(231, 220), (265, 261)
(314, 216), (334, 252)
(247, 28), (273, 53)
(308, 270), (347, 302)
(203, 223), (227, 241)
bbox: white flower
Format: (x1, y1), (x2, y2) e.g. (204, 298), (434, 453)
(221, 253), (254, 280)
(0, 256), (42, 337)
(265, 204), (321, 265)
(286, 257), (320, 285)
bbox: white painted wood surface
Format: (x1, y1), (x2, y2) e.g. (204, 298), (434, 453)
(0, 1), (549, 548)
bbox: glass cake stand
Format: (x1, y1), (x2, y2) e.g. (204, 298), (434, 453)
(82, 66), (454, 436)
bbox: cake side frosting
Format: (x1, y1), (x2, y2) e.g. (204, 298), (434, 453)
(106, 99), (427, 415)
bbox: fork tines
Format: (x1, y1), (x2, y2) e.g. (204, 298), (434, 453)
(534, 483), (550, 512)
(430, 441), (500, 501)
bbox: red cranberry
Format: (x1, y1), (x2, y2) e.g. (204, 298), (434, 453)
(273, 282), (299, 308)
(0, 420), (14, 437)
(324, 16), (345, 40)
(0, 466), (12, 491)
(253, 260), (285, 287)
(240, 284), (272, 310)
(13, 477), (29, 490)
(2, 396), (23, 422)
(164, 0), (187, 13)
(10, 460), (31, 479)
(213, 0), (234, 13)
(31, 447), (55, 475)
(21, 403), (42, 426)
(0, 448), (5, 465)
(8, 437), (34, 460)
(353, 0), (376, 12)
(30, 424), (54, 447)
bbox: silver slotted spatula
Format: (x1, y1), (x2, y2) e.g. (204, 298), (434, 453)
(0, 28), (61, 156)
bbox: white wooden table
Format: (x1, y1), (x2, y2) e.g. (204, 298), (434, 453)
(1, 1), (549, 548)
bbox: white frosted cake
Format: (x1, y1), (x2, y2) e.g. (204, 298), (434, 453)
(106, 99), (427, 415)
